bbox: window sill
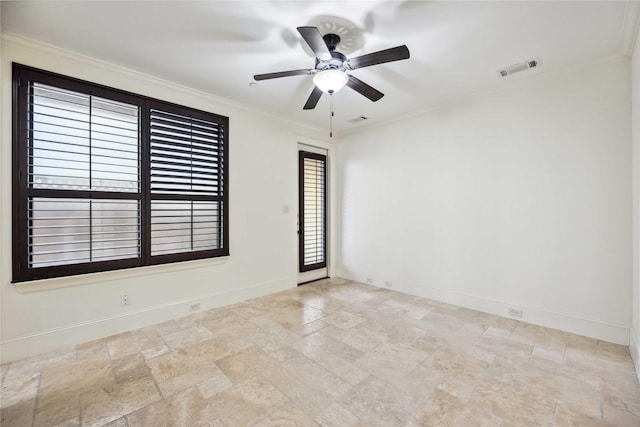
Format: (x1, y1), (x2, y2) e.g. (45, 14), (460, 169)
(13, 256), (229, 294)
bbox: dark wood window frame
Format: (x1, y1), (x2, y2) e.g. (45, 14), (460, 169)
(12, 63), (229, 282)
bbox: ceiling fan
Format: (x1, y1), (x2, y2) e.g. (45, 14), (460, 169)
(254, 26), (410, 110)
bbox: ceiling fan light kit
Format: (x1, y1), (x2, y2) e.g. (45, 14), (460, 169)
(312, 69), (349, 94)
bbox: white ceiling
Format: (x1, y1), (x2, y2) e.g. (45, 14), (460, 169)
(2, 1), (638, 136)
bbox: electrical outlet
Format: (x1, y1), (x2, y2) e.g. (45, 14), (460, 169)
(385, 281), (393, 288)
(508, 307), (523, 318)
(189, 303), (201, 312)
(120, 294), (130, 307)
(365, 277), (373, 284)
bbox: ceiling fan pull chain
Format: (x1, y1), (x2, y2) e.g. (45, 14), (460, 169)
(330, 93), (334, 138)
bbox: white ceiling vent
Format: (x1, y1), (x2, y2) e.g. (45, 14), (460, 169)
(347, 116), (369, 124)
(497, 59), (538, 77)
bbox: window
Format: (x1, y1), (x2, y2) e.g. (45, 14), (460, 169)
(12, 64), (229, 282)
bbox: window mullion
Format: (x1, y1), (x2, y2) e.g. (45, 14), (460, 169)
(141, 100), (151, 265)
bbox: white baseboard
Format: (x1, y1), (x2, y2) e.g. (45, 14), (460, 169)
(631, 328), (640, 383)
(335, 268), (629, 346)
(0, 277), (294, 363)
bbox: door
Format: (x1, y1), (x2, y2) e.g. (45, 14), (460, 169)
(298, 146), (328, 284)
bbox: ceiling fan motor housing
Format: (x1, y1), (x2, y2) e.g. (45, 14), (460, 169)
(313, 33), (347, 71)
(316, 51), (347, 71)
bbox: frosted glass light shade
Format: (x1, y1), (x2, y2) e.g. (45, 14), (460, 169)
(313, 70), (348, 94)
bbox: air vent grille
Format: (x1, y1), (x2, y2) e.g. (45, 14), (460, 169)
(497, 59), (538, 78)
(348, 116), (369, 124)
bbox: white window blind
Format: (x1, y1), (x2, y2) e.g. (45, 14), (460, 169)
(149, 108), (225, 257)
(299, 151), (327, 271)
(28, 83), (141, 269)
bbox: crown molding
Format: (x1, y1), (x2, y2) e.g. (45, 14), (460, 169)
(1, 32), (328, 139)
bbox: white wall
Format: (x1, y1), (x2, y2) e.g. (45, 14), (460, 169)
(338, 58), (632, 344)
(0, 36), (332, 363)
(631, 30), (640, 378)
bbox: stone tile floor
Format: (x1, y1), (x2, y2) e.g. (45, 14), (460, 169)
(1, 278), (639, 426)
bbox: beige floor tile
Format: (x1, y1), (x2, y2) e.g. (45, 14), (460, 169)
(146, 345), (213, 384)
(267, 346), (300, 363)
(253, 403), (319, 427)
(249, 327), (302, 352)
(0, 398), (36, 427)
(483, 326), (512, 339)
(137, 319), (182, 336)
(424, 349), (490, 400)
(156, 363), (221, 398)
(183, 335), (252, 364)
(75, 341), (110, 362)
(262, 355), (352, 416)
(492, 362), (602, 419)
(140, 343), (171, 360)
(473, 334), (534, 360)
(554, 404), (608, 427)
(100, 417), (128, 427)
(127, 386), (220, 427)
(355, 341), (429, 381)
(196, 371), (233, 399)
(1, 363), (9, 382)
(209, 377), (290, 426)
(34, 356), (114, 427)
(54, 415), (81, 427)
(319, 323), (386, 353)
(470, 377), (556, 425)
(216, 345), (281, 384)
(79, 376), (161, 426)
(289, 330), (363, 362)
(34, 391), (80, 427)
(6, 347), (77, 379)
(524, 355), (601, 389)
(112, 353), (151, 384)
(0, 368), (39, 409)
(161, 324), (214, 350)
(603, 403), (640, 426)
(468, 311), (519, 332)
(509, 322), (568, 353)
(106, 330), (165, 360)
(602, 375), (640, 416)
(412, 388), (503, 427)
(200, 314), (262, 341)
(314, 402), (366, 427)
(531, 345), (565, 363)
(321, 310), (366, 330)
(338, 375), (416, 426)
(422, 310), (467, 333)
(266, 305), (326, 329)
(284, 318), (328, 337)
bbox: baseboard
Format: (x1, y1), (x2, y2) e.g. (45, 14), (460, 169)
(0, 277), (294, 363)
(335, 268), (629, 345)
(631, 328), (640, 383)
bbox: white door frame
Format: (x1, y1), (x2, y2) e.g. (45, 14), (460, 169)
(294, 135), (337, 284)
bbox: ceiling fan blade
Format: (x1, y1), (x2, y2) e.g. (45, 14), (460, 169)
(346, 75), (384, 102)
(297, 26), (332, 61)
(303, 86), (323, 110)
(254, 69), (314, 81)
(347, 45), (410, 70)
